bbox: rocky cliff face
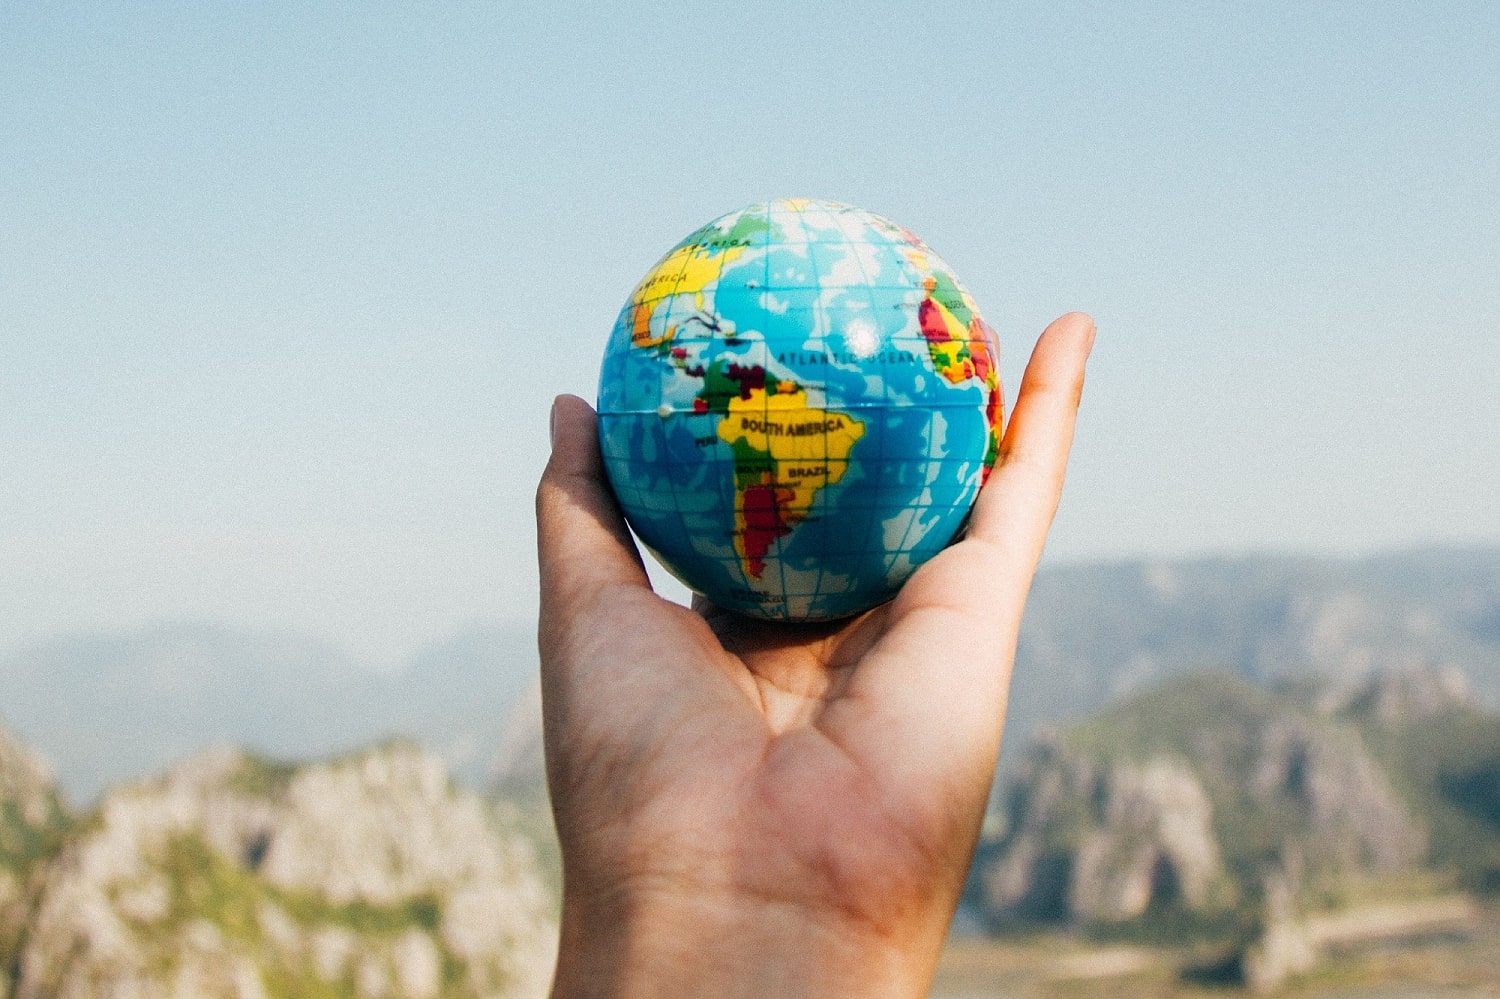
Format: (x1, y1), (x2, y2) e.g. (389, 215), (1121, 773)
(1069, 756), (1223, 922)
(984, 741), (1227, 925)
(10, 741), (556, 999)
(1246, 713), (1426, 873)
(0, 726), (65, 852)
(0, 723), (70, 990)
(980, 672), (1426, 931)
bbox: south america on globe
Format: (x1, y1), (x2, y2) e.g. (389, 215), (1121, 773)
(597, 198), (1003, 621)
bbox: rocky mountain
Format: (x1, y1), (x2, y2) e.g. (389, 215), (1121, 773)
(0, 734), (557, 998)
(980, 672), (1426, 927)
(0, 726), (70, 980)
(0, 726), (68, 869)
(972, 664), (1500, 989)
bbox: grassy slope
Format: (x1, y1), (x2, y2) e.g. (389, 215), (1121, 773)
(1061, 671), (1317, 895)
(1351, 706), (1500, 892)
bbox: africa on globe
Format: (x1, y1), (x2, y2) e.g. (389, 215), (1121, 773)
(597, 198), (1003, 621)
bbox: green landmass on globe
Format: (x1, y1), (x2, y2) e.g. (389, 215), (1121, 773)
(597, 198), (1003, 621)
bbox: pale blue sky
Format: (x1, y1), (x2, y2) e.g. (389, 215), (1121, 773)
(4, 2), (1497, 663)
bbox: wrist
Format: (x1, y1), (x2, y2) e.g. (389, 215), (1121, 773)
(549, 880), (944, 999)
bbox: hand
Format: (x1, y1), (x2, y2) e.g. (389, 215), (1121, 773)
(535, 312), (1095, 998)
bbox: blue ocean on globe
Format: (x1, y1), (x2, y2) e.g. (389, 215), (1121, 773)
(597, 198), (1003, 621)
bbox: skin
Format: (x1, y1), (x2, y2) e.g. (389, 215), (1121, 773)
(535, 312), (1095, 998)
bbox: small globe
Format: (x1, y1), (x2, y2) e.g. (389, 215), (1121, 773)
(597, 199), (1003, 621)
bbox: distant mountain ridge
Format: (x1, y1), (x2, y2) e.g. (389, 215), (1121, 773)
(0, 621), (540, 802)
(1003, 546), (1500, 772)
(490, 546), (1500, 797)
(4, 546), (1498, 804)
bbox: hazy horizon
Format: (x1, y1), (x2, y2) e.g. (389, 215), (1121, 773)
(9, 543), (1499, 806)
(4, 540), (1496, 671)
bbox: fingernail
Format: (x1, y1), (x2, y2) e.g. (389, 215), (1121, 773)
(549, 398), (560, 450)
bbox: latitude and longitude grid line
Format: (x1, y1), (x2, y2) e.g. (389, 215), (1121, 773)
(756, 203), (795, 616)
(673, 214), (730, 609)
(875, 221), (972, 569)
(705, 233), (756, 603)
(715, 210), (785, 613)
(704, 206), (750, 604)
(888, 444), (936, 578)
(877, 246), (931, 585)
(662, 239), (737, 588)
(651, 265), (694, 595)
(801, 205), (876, 605)
(798, 202), (873, 606)
(619, 221), (723, 601)
(789, 199), (826, 611)
(765, 201), (821, 609)
(836, 229), (884, 602)
(768, 200), (818, 614)
(918, 258), (996, 558)
(775, 207), (957, 605)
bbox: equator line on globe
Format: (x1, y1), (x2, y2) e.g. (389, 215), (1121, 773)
(597, 198), (1003, 621)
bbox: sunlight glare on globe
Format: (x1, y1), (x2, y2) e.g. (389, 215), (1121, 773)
(597, 198), (1003, 621)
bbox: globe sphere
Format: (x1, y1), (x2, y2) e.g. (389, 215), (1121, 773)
(597, 199), (1002, 621)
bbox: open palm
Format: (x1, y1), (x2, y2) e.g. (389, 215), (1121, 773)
(537, 313), (1093, 998)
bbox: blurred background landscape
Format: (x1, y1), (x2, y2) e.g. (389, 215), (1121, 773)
(5, 549), (1500, 995)
(4, 3), (1498, 996)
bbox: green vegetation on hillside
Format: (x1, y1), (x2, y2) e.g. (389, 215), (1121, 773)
(981, 667), (1485, 947)
(1348, 706), (1500, 892)
(1062, 672), (1346, 895)
(149, 833), (473, 998)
